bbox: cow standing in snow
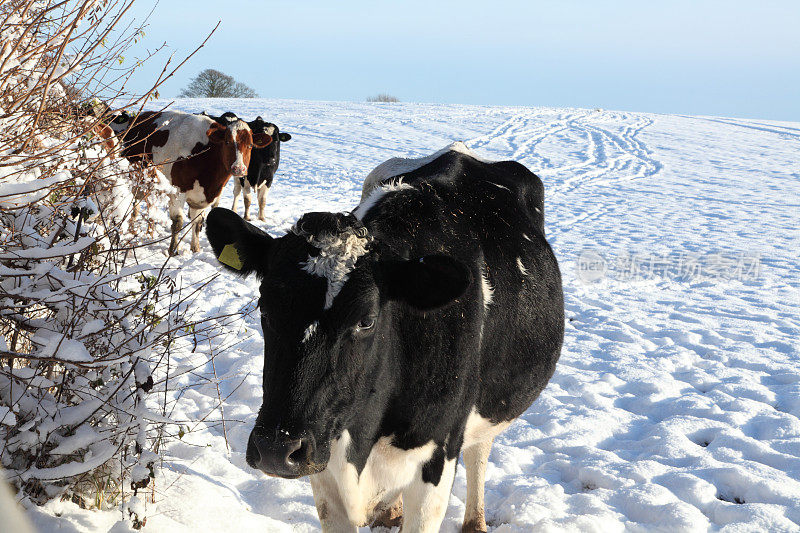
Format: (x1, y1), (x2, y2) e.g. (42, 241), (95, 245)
(205, 142), (564, 532)
(117, 110), (271, 254)
(204, 112), (292, 221)
(232, 116), (291, 221)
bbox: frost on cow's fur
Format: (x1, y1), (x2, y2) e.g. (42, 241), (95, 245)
(299, 227), (371, 309)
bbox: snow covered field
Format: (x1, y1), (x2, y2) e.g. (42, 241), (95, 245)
(28, 99), (800, 532)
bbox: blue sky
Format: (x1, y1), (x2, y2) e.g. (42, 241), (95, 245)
(123, 1), (800, 121)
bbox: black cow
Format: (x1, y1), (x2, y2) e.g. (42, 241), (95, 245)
(205, 142), (564, 532)
(201, 111), (291, 221)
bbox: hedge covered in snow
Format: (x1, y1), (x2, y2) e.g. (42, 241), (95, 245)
(0, 1), (212, 528)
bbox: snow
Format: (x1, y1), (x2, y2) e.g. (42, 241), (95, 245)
(50, 425), (103, 456)
(0, 235), (95, 260)
(79, 319), (106, 337)
(0, 170), (73, 207)
(39, 338), (93, 363)
(29, 98), (800, 532)
(0, 405), (16, 426)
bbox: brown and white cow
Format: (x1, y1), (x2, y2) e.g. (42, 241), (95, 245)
(118, 110), (271, 254)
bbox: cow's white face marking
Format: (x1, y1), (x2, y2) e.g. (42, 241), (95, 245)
(300, 228), (371, 309)
(302, 321), (318, 343)
(481, 264), (494, 312)
(517, 257), (528, 276)
(228, 120), (250, 175)
(353, 178), (414, 220)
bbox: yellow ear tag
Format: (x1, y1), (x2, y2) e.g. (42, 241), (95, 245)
(218, 243), (244, 270)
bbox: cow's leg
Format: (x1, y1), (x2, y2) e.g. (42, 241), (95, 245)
(461, 438), (493, 532)
(257, 183), (270, 221)
(231, 178), (242, 214)
(168, 193), (186, 256)
(188, 206), (205, 253)
(242, 181), (253, 221)
(309, 472), (357, 533)
(401, 455), (456, 533)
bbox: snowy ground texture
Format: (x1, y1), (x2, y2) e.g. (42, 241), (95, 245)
(29, 99), (800, 532)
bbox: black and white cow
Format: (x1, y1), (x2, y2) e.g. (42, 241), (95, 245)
(205, 142), (564, 532)
(202, 111), (292, 221)
(232, 116), (292, 221)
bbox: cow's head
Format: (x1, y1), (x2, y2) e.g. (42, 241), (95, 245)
(206, 120), (272, 177)
(205, 207), (471, 478)
(249, 117), (292, 144)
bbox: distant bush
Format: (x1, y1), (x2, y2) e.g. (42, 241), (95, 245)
(179, 69), (259, 98)
(367, 93), (400, 103)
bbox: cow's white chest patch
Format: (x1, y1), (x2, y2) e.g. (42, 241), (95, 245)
(300, 230), (370, 309)
(318, 431), (436, 526)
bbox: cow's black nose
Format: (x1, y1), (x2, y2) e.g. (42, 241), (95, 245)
(246, 431), (313, 478)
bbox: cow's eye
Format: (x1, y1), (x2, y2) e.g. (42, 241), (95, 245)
(355, 317), (375, 331)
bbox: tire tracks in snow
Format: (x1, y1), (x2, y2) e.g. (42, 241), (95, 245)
(463, 108), (663, 234)
(678, 115), (800, 142)
(465, 108), (663, 197)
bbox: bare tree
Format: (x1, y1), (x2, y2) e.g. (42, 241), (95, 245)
(367, 93), (400, 102)
(179, 69), (258, 98)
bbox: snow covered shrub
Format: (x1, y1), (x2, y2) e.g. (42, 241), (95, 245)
(0, 1), (213, 527)
(366, 93), (400, 102)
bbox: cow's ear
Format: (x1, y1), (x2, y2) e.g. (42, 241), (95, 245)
(206, 122), (226, 144)
(206, 208), (272, 276)
(252, 132), (272, 148)
(279, 132), (292, 142)
(375, 255), (472, 311)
